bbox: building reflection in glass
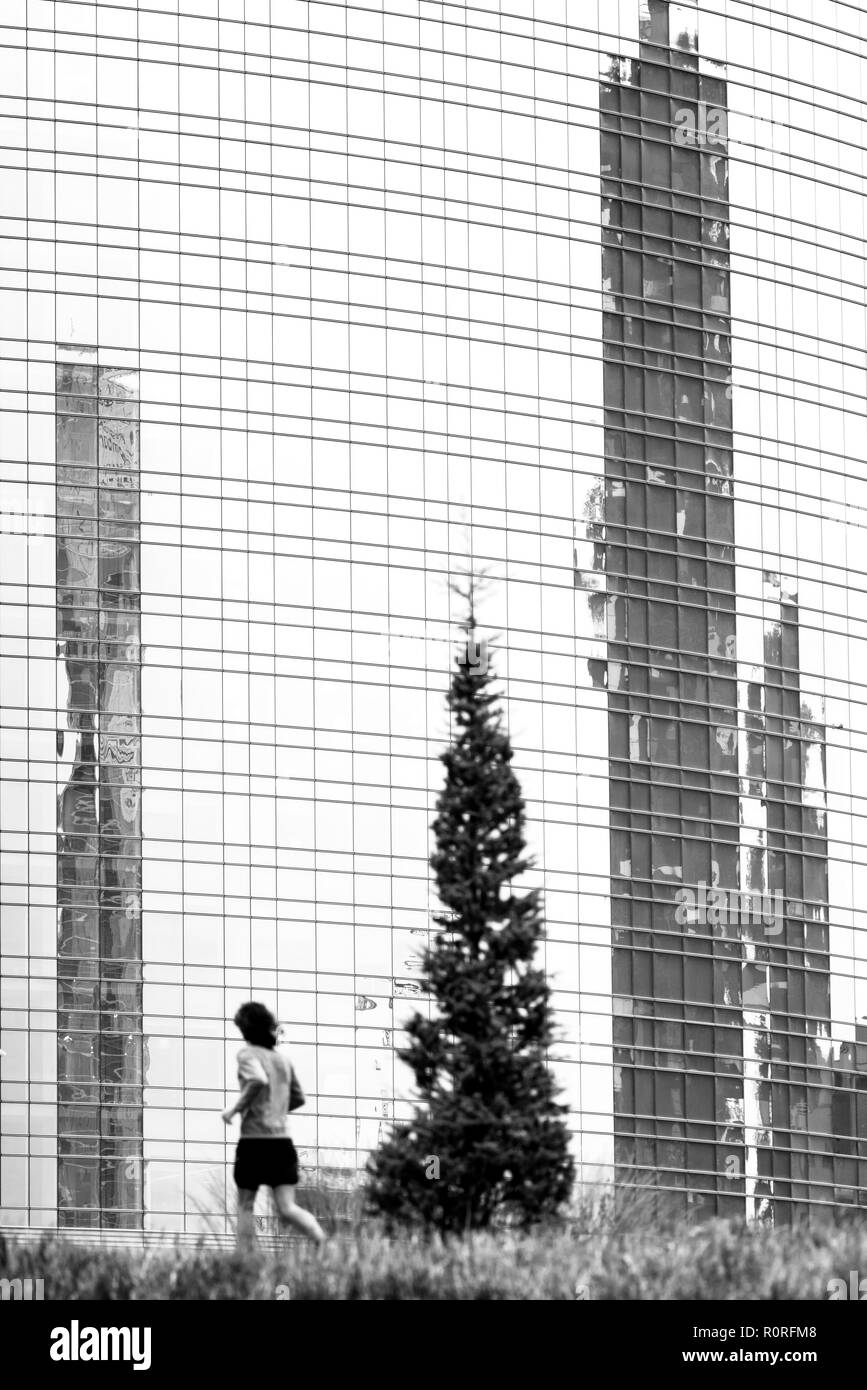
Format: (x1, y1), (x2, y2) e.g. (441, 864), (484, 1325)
(599, 0), (864, 1221)
(56, 351), (143, 1228)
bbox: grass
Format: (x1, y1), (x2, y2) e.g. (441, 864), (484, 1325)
(2, 1217), (866, 1300)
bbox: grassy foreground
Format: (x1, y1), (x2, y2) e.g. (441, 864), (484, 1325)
(2, 1220), (866, 1300)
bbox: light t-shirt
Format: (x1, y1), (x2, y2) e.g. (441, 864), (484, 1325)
(236, 1044), (294, 1139)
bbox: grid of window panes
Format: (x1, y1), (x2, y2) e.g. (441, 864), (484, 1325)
(725, 0), (867, 1212)
(1, 0), (867, 1233)
(601, 8), (745, 1218)
(724, 0), (867, 1215)
(0, 0), (613, 1232)
(600, 0), (867, 1221)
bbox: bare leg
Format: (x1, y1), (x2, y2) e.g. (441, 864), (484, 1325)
(273, 1184), (326, 1247)
(236, 1187), (258, 1253)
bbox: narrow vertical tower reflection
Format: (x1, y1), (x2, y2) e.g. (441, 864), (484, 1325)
(599, 0), (738, 1218)
(752, 579), (832, 1222)
(56, 349), (143, 1228)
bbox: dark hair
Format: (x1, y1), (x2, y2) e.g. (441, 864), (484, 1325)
(233, 1001), (278, 1049)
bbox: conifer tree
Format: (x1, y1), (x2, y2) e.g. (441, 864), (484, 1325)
(367, 590), (574, 1230)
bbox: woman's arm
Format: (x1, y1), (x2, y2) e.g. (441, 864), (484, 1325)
(221, 1076), (265, 1125)
(288, 1065), (306, 1112)
(222, 1048), (269, 1125)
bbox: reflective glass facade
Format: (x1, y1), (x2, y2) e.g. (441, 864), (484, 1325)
(0, 1), (866, 1232)
(601, 2), (745, 1214)
(56, 354), (143, 1227)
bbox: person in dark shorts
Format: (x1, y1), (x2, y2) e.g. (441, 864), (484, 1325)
(222, 1001), (325, 1249)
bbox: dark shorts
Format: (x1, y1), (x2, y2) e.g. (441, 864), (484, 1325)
(234, 1138), (299, 1192)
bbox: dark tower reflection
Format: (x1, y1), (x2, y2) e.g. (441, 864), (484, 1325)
(598, 2), (742, 1218)
(56, 352), (143, 1228)
(598, 1), (861, 1222)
